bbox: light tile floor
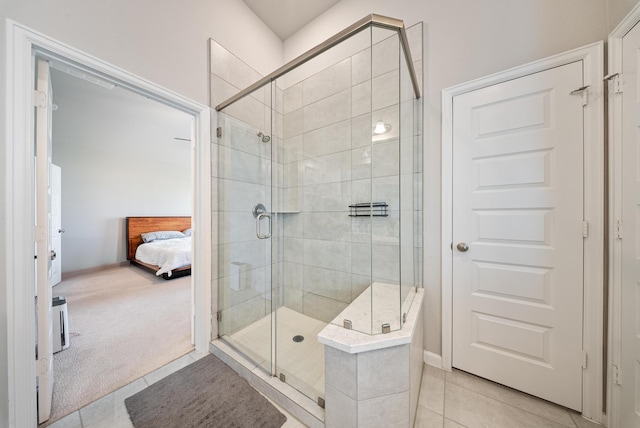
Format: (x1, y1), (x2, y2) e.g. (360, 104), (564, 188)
(48, 353), (603, 428)
(46, 350), (305, 428)
(415, 365), (602, 428)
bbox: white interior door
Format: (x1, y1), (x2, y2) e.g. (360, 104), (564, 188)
(35, 57), (54, 423)
(50, 164), (62, 287)
(452, 61), (585, 411)
(619, 19), (640, 428)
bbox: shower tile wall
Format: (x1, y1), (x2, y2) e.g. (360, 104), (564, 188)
(280, 23), (423, 326)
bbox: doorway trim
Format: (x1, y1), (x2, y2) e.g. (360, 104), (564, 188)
(5, 19), (211, 427)
(607, 3), (640, 427)
(441, 42), (604, 423)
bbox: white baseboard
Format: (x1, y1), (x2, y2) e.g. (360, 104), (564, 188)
(424, 350), (442, 368)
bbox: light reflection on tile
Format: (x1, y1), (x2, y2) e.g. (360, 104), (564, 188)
(444, 383), (570, 428)
(418, 373), (445, 415)
(414, 407), (444, 428)
(47, 411), (82, 428)
(445, 369), (576, 427)
(443, 418), (467, 428)
(569, 412), (602, 428)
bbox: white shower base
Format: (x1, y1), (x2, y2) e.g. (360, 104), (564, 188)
(228, 306), (326, 402)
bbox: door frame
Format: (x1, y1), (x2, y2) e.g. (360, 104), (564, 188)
(607, 4), (640, 428)
(441, 42), (605, 423)
(5, 19), (211, 428)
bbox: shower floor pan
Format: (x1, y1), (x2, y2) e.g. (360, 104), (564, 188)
(228, 306), (326, 401)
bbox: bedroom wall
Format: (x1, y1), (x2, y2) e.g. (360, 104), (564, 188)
(50, 69), (192, 273)
(282, 0), (610, 356)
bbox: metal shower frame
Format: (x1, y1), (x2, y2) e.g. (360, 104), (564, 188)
(215, 13), (421, 111)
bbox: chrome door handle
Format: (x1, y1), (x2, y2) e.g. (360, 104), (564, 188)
(58, 228), (65, 234)
(253, 203), (271, 239)
(456, 242), (469, 252)
(256, 213), (271, 239)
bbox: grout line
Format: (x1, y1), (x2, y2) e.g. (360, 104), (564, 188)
(444, 371), (578, 428)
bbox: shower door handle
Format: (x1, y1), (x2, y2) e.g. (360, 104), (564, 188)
(256, 213), (271, 239)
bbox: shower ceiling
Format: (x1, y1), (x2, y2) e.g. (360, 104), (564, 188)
(242, 0), (342, 40)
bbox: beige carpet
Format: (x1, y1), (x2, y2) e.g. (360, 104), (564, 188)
(42, 265), (193, 426)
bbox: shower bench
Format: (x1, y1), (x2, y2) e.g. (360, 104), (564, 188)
(318, 283), (424, 428)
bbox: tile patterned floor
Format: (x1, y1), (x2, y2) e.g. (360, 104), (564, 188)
(48, 353), (602, 428)
(46, 351), (304, 428)
(415, 365), (602, 428)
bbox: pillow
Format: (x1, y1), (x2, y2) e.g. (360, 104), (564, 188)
(182, 228), (192, 237)
(141, 230), (185, 243)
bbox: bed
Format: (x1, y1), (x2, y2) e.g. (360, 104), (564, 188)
(126, 216), (192, 280)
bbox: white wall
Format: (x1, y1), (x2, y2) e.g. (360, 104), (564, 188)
(283, 0), (611, 355)
(1, 0), (283, 106)
(0, 1), (283, 424)
(608, 0), (640, 32)
(2, 0), (640, 425)
(50, 69), (192, 273)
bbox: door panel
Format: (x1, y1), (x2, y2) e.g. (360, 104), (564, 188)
(620, 19), (640, 428)
(50, 164), (62, 287)
(452, 61), (584, 411)
(35, 57), (54, 423)
(216, 112), (273, 376)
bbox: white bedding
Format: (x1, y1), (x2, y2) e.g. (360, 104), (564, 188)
(135, 236), (192, 277)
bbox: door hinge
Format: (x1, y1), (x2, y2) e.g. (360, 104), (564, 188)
(582, 221), (589, 238)
(216, 127), (222, 138)
(604, 73), (622, 94)
(613, 364), (621, 385)
(615, 220), (623, 239)
(570, 85), (590, 106)
(34, 90), (47, 109)
(582, 351), (588, 369)
(216, 311), (221, 322)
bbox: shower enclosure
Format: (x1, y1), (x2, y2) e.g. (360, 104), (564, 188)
(212, 14), (423, 407)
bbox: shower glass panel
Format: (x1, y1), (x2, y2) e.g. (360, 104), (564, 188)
(214, 14), (422, 408)
(399, 29), (419, 319)
(369, 25), (404, 334)
(215, 84), (274, 377)
(273, 28), (377, 402)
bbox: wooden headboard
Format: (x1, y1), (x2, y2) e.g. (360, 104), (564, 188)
(126, 216), (191, 261)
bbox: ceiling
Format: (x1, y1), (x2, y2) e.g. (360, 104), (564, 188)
(242, 0), (341, 40)
(49, 67), (192, 152)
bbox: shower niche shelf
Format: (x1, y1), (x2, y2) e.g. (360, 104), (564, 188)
(348, 202), (388, 217)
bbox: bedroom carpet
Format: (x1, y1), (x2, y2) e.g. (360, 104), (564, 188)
(42, 265), (193, 426)
(124, 354), (287, 428)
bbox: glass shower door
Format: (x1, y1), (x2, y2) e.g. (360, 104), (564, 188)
(216, 110), (274, 376)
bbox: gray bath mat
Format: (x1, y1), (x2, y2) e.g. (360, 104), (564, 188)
(125, 354), (287, 428)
